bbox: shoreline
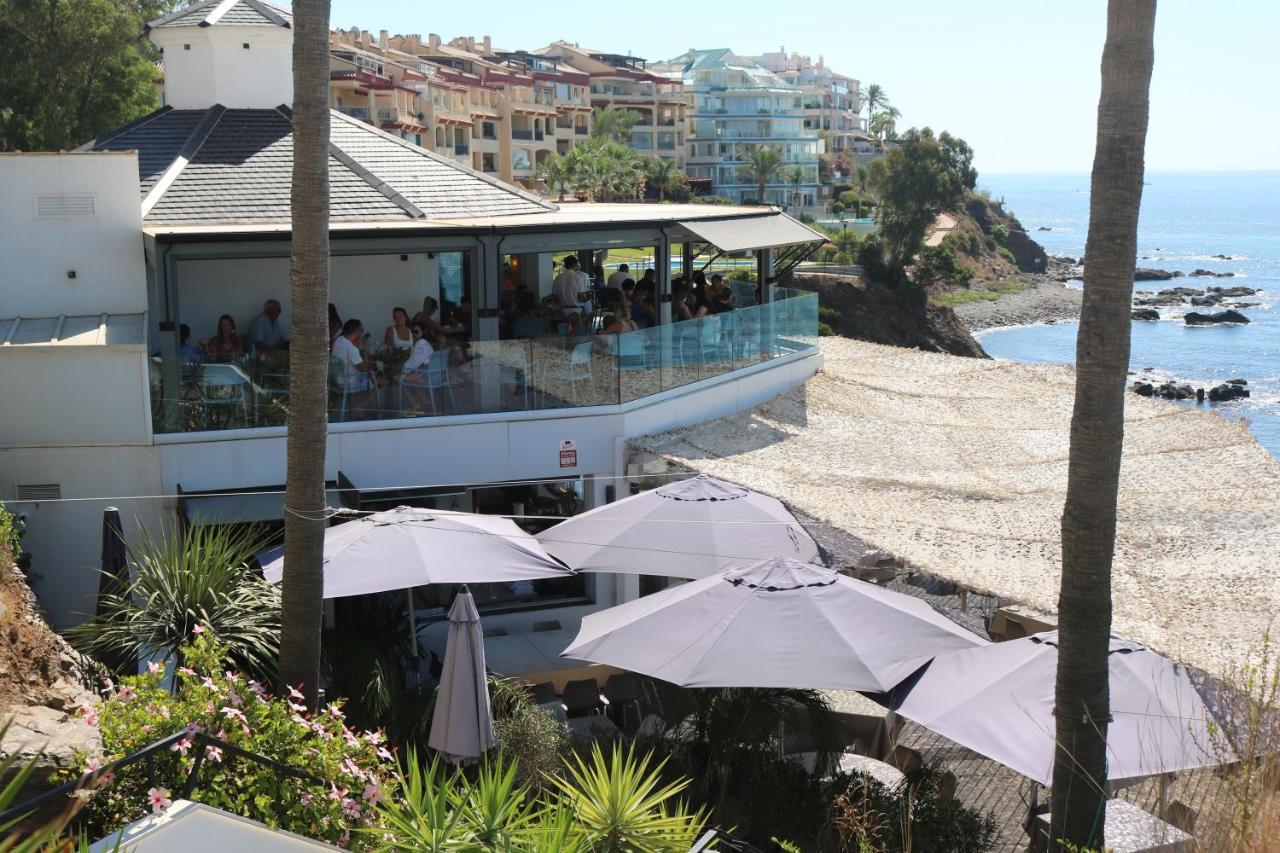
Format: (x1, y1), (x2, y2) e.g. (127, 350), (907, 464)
(951, 274), (1083, 332)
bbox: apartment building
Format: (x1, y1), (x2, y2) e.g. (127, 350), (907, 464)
(537, 43), (686, 168)
(653, 49), (819, 207)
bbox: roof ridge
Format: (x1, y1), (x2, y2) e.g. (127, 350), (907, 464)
(141, 105), (226, 217)
(76, 106), (174, 152)
(239, 0), (291, 27)
(145, 0), (219, 30)
(326, 109), (558, 213)
(200, 0), (241, 26)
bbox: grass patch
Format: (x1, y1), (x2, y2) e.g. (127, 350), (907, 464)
(931, 279), (1026, 308)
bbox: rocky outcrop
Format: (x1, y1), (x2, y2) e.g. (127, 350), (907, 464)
(1134, 268), (1181, 281)
(1209, 286), (1258, 297)
(791, 273), (987, 358)
(1130, 373), (1251, 405)
(1189, 269), (1236, 278)
(962, 197), (1048, 275)
(1208, 382), (1251, 402)
(1131, 308), (1160, 321)
(1185, 310), (1251, 325)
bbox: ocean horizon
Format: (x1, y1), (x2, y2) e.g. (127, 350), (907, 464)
(977, 170), (1280, 459)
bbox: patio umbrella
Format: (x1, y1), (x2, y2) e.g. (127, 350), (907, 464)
(536, 474), (819, 578)
(561, 557), (984, 692)
(97, 507), (134, 674)
(260, 506), (574, 598)
(428, 587), (496, 763)
(888, 632), (1238, 785)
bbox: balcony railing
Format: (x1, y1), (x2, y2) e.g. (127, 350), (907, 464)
(512, 129), (533, 140)
(454, 144), (469, 155)
(574, 126), (589, 135)
(149, 292), (818, 434)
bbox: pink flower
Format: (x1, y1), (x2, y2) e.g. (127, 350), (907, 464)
(219, 706), (247, 724)
(328, 783), (348, 802)
(338, 831), (350, 848)
(343, 729), (360, 748)
(140, 724), (152, 733)
(341, 798), (361, 819)
(340, 757), (364, 780)
(82, 758), (113, 789)
(170, 737), (192, 756)
(192, 624), (205, 635)
(204, 701), (215, 714)
(288, 685), (306, 702)
(178, 666), (195, 677)
(287, 700), (307, 714)
(324, 703), (345, 720)
(299, 792), (313, 807)
(207, 745), (223, 763)
(362, 783), (381, 803)
(247, 679), (266, 698)
(160, 705), (171, 719)
(291, 714), (308, 727)
(117, 685), (136, 703)
(147, 787), (172, 814)
(227, 689), (243, 708)
(147, 661), (163, 675)
(375, 746), (393, 762)
(201, 676), (217, 690)
(100, 677), (114, 693)
(80, 703), (99, 727)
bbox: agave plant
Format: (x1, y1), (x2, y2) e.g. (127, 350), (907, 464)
(374, 751), (472, 852)
(68, 522), (279, 681)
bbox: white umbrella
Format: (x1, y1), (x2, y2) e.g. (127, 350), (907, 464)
(536, 474), (819, 578)
(889, 632), (1238, 785)
(428, 588), (496, 763)
(261, 506), (573, 597)
(562, 557), (985, 692)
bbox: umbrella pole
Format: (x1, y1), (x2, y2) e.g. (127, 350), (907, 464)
(407, 587), (420, 659)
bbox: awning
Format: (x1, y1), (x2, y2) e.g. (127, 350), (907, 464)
(177, 478), (357, 527)
(678, 213), (826, 253)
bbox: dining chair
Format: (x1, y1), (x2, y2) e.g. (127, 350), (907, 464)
(199, 363), (248, 428)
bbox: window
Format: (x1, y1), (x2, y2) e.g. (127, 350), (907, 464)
(512, 147), (532, 170)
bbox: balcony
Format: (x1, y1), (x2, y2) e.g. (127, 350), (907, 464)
(454, 144), (469, 155)
(149, 291), (818, 435)
(512, 129), (533, 140)
(574, 126), (588, 135)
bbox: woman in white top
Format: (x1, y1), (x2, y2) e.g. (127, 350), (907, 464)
(401, 322), (436, 376)
(384, 307), (413, 351)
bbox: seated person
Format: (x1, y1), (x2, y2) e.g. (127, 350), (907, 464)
(412, 296), (464, 350)
(401, 321), (435, 374)
(328, 303), (343, 346)
(630, 290), (656, 329)
(179, 324), (205, 363)
(384, 307), (413, 351)
(202, 314), (244, 361)
(634, 268), (657, 297)
(332, 318), (375, 394)
(247, 299), (289, 353)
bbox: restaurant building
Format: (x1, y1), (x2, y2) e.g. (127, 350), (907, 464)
(0, 0), (823, 641)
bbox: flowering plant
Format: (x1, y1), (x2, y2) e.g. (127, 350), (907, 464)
(66, 630), (395, 849)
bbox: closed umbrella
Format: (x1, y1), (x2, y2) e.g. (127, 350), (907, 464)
(428, 588), (495, 763)
(537, 474), (819, 578)
(889, 632), (1238, 785)
(97, 507), (134, 674)
(261, 506), (574, 597)
(562, 557), (984, 692)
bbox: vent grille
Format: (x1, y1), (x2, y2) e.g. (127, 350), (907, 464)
(35, 195), (96, 218)
(15, 484), (61, 501)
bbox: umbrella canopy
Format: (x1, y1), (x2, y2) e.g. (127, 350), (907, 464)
(562, 557), (985, 692)
(261, 506), (573, 598)
(428, 588), (496, 763)
(536, 474), (819, 578)
(97, 507), (135, 675)
(889, 632), (1238, 785)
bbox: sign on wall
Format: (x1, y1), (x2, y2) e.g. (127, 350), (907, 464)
(559, 439), (577, 469)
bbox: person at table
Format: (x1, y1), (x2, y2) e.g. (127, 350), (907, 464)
(333, 318), (375, 394)
(247, 299), (289, 352)
(606, 263), (630, 292)
(412, 296), (463, 349)
(398, 321), (438, 412)
(552, 255), (591, 318)
(630, 288), (656, 328)
(202, 314), (244, 361)
(709, 274), (735, 314)
(383, 307), (413, 351)
(634, 268), (657, 297)
(178, 324), (205, 363)
(328, 303), (343, 345)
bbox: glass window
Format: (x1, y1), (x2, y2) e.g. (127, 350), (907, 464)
(512, 147), (532, 170)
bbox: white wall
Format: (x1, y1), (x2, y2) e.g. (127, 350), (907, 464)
(0, 153), (146, 317)
(152, 28), (293, 110)
(0, 348), (151, 447)
(0, 445), (165, 629)
(174, 253), (441, 346)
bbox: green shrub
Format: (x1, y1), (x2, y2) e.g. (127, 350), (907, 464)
(490, 677), (568, 789)
(944, 231), (981, 256)
(0, 503), (22, 561)
(818, 307), (842, 337)
(914, 243), (976, 288)
(67, 633), (396, 848)
(989, 222), (1010, 242)
(996, 245), (1018, 266)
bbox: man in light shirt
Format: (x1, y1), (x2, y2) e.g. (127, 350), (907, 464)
(605, 263), (630, 291)
(333, 318), (375, 419)
(552, 255), (591, 316)
(247, 298), (289, 352)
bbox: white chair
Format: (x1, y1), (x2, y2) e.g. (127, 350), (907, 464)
(544, 341), (594, 403)
(397, 350), (456, 415)
(331, 356), (376, 422)
(614, 329), (647, 371)
(697, 314), (722, 362)
(199, 363), (248, 428)
(500, 343), (531, 410)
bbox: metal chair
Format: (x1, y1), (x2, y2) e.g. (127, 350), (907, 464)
(198, 363), (249, 428)
(561, 678), (604, 718)
(526, 681), (557, 705)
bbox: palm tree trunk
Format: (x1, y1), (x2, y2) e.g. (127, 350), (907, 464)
(279, 0), (332, 707)
(1051, 1), (1155, 847)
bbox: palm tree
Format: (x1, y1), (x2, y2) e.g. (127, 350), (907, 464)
(870, 106), (901, 143)
(535, 152), (574, 201)
(68, 523), (280, 681)
(590, 107), (642, 143)
(785, 164), (806, 209)
(645, 156), (686, 202)
(279, 0), (332, 707)
(1051, 1), (1156, 849)
(743, 145), (783, 205)
(861, 83), (888, 133)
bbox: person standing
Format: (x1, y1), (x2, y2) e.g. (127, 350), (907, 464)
(606, 263), (630, 291)
(553, 255), (591, 317)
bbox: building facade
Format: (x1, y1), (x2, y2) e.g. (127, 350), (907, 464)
(652, 49), (819, 208)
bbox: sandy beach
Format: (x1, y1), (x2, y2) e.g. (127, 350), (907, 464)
(951, 275), (1083, 332)
(637, 336), (1280, 678)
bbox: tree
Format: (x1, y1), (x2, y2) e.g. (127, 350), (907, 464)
(870, 105), (901, 142)
(861, 83), (889, 134)
(867, 127), (975, 282)
(590, 106), (642, 143)
(535, 151), (573, 201)
(1051, 1), (1155, 849)
(0, 0), (171, 151)
(785, 164), (806, 209)
(279, 0), (332, 708)
(566, 138), (646, 202)
(645, 156), (687, 202)
(744, 145), (784, 205)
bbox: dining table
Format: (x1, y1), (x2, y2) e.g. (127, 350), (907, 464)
(1031, 798), (1193, 853)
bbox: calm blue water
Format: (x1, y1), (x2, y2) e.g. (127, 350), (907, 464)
(977, 171), (1280, 458)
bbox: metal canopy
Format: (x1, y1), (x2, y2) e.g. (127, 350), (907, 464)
(677, 213), (826, 254)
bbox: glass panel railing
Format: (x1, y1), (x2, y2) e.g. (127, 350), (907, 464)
(150, 295), (820, 434)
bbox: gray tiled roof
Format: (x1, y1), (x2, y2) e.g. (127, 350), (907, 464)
(87, 106), (555, 226)
(146, 0), (292, 30)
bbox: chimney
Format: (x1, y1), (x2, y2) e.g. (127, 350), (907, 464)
(147, 14), (293, 110)
(482, 35), (491, 54)
(379, 30), (388, 50)
(428, 33), (441, 50)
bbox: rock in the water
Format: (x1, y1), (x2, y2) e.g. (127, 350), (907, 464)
(1209, 286), (1258, 297)
(1212, 254), (1234, 260)
(1208, 383), (1251, 402)
(1131, 382), (1155, 397)
(1158, 287), (1204, 297)
(1134, 268), (1178, 281)
(1185, 310), (1251, 325)
(1189, 268), (1235, 278)
(1131, 308), (1160, 321)
(1190, 294), (1223, 306)
(1037, 226), (1052, 231)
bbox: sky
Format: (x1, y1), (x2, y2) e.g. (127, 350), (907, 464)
(326, 0), (1279, 177)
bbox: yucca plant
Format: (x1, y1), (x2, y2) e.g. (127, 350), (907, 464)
(68, 522), (279, 682)
(551, 743), (705, 853)
(455, 755), (540, 846)
(373, 751), (473, 852)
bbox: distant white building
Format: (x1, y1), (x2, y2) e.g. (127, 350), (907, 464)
(0, 0), (823, 661)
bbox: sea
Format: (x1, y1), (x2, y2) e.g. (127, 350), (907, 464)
(977, 171), (1280, 459)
